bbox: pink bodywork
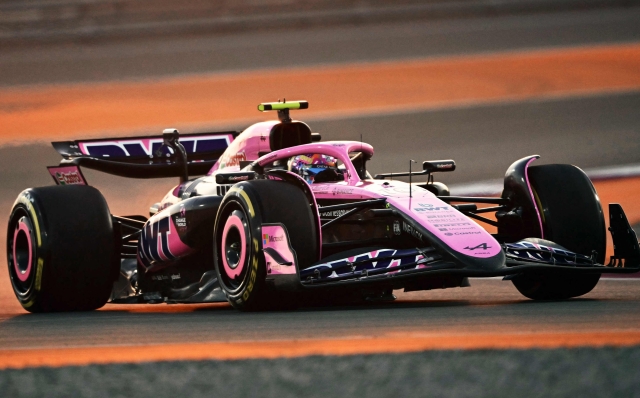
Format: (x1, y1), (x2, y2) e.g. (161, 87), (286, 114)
(262, 224), (297, 275)
(208, 121), (279, 174)
(252, 141), (502, 259)
(47, 166), (87, 186)
(155, 119), (501, 261)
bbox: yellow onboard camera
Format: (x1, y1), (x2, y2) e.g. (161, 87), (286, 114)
(258, 100), (309, 123)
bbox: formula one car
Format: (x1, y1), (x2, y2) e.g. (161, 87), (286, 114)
(7, 101), (640, 312)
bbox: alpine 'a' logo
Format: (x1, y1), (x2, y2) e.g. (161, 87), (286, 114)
(464, 243), (491, 250)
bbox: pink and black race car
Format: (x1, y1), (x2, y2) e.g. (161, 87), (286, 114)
(7, 101), (640, 312)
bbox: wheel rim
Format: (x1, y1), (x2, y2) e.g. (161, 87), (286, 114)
(13, 217), (33, 282)
(8, 212), (36, 295)
(220, 210), (249, 288)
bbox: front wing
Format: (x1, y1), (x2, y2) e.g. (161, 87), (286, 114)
(299, 203), (640, 288)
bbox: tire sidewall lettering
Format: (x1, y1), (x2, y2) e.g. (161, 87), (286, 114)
(242, 256), (259, 301)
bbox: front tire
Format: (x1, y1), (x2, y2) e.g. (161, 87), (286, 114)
(7, 186), (117, 312)
(213, 180), (318, 311)
(512, 164), (604, 300)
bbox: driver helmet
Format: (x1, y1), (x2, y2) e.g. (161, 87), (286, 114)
(289, 154), (340, 184)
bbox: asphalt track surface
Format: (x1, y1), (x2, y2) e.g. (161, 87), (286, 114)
(2, 279), (640, 352)
(1, 7), (640, 396)
(3, 280), (640, 397)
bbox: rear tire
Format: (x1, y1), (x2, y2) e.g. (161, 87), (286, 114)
(213, 180), (318, 311)
(512, 164), (604, 300)
(7, 186), (117, 312)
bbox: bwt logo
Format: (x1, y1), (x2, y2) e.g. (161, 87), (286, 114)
(80, 135), (232, 158)
(414, 203), (449, 212)
(139, 217), (175, 264)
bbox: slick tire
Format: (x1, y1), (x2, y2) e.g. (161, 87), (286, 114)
(213, 180), (318, 311)
(512, 164), (605, 300)
(7, 186), (117, 312)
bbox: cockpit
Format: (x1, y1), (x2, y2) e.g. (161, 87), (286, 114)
(285, 151), (372, 184)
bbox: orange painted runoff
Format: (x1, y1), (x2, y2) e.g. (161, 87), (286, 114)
(0, 43), (639, 144)
(2, 330), (640, 369)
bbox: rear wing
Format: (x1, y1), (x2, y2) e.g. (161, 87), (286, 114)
(52, 130), (238, 179)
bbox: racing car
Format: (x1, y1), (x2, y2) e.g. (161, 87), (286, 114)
(7, 101), (640, 312)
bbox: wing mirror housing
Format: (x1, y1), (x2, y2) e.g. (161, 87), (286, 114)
(423, 160), (456, 173)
